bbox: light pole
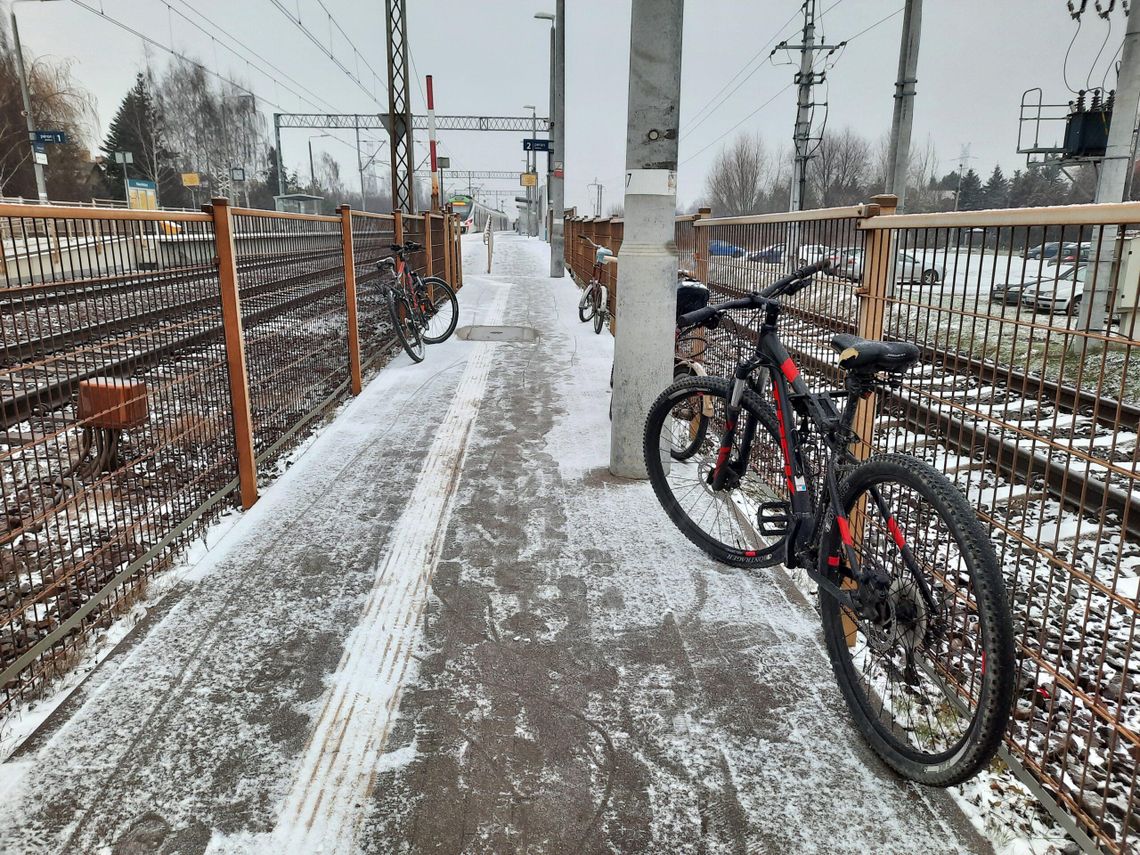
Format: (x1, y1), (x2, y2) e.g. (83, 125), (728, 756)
(523, 103), (537, 236)
(536, 12), (555, 244)
(11, 0), (61, 203)
(307, 133), (332, 191)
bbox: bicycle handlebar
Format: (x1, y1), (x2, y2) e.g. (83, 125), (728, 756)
(677, 259), (832, 327)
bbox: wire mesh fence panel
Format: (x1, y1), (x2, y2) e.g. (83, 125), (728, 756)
(0, 207), (237, 714)
(859, 210), (1140, 855)
(402, 214), (429, 278)
(350, 213), (398, 370)
(696, 213), (865, 386)
(231, 210), (349, 469)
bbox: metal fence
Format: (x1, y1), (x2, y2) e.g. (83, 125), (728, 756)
(565, 198), (1140, 855)
(0, 199), (463, 718)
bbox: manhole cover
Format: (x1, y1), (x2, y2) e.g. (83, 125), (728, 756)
(456, 325), (539, 342)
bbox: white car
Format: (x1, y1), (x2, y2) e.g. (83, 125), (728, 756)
(1021, 264), (1086, 315)
(796, 244), (833, 266)
(838, 248), (945, 285)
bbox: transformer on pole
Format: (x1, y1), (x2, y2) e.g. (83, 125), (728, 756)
(385, 0), (416, 212)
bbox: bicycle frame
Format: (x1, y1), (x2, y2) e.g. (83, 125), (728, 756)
(709, 299), (879, 601)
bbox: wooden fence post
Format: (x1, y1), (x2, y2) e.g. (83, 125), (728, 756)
(695, 206), (711, 283)
(454, 212), (463, 289)
(340, 205), (363, 396)
(851, 194), (897, 459)
(423, 213), (434, 277)
(210, 197), (258, 510)
(443, 206), (454, 287)
(394, 210), (404, 246)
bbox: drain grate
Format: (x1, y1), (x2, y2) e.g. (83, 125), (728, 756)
(455, 325), (539, 342)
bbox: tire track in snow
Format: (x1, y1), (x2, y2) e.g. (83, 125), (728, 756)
(209, 284), (509, 854)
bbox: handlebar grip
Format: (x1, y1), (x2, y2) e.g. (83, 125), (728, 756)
(678, 306), (720, 327)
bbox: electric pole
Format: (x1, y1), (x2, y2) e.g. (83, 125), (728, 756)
(610, 0), (683, 478)
(384, 0), (416, 212)
(548, 0), (566, 276)
(1081, 3), (1140, 336)
(778, 0), (840, 212)
(885, 0), (922, 210)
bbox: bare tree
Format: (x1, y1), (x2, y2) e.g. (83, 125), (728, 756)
(704, 131), (769, 216)
(0, 22), (99, 200)
(808, 127), (871, 208)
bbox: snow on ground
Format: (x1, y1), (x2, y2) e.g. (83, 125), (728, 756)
(0, 234), (1000, 854)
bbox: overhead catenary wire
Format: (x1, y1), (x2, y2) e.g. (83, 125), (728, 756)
(164, 0), (344, 114)
(264, 0), (385, 107)
(67, 0), (305, 115)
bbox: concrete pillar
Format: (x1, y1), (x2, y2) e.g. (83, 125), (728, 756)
(609, 0), (684, 478)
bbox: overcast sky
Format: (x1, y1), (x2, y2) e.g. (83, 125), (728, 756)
(17, 0), (1126, 212)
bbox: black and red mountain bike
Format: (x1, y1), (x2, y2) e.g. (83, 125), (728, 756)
(643, 259), (1015, 785)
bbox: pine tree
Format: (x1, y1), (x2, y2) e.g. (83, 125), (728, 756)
(100, 73), (181, 203)
(957, 168), (984, 210)
(981, 165), (1009, 209)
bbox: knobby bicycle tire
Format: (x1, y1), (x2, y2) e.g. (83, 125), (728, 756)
(417, 275), (459, 344)
(388, 289), (425, 363)
(818, 453), (1015, 785)
(643, 375), (789, 567)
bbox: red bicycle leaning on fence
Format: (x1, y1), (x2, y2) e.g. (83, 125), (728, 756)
(377, 241), (460, 363)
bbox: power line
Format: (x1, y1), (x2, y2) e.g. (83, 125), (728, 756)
(165, 0), (342, 114)
(313, 0), (387, 86)
(67, 0), (298, 114)
(265, 0), (384, 106)
(681, 6), (802, 139)
(679, 82), (795, 165)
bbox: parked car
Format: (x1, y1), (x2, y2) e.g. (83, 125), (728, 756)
(1025, 241), (1077, 261)
(990, 274), (1036, 306)
(747, 243), (785, 264)
(795, 244), (833, 266)
(1021, 264), (1086, 315)
(709, 239), (745, 258)
(1053, 244), (1092, 264)
(838, 248), (945, 284)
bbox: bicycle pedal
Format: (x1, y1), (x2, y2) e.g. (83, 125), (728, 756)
(757, 501), (791, 536)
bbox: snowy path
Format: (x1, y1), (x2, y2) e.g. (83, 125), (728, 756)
(0, 235), (993, 854)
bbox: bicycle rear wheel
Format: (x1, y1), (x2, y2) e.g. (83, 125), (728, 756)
(643, 375), (790, 567)
(592, 286), (607, 334)
(819, 453), (1015, 785)
(388, 290), (425, 363)
(417, 275), (459, 344)
(669, 363), (709, 461)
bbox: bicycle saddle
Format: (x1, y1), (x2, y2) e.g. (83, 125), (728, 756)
(830, 334), (920, 373)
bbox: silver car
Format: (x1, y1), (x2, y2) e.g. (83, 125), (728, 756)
(838, 248), (945, 285)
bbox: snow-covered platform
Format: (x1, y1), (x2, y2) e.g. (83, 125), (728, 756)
(0, 235), (994, 854)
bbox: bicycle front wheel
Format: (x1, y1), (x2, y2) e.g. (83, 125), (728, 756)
(578, 285), (595, 322)
(819, 453), (1015, 785)
(388, 290), (425, 363)
(416, 276), (459, 344)
(644, 375), (790, 568)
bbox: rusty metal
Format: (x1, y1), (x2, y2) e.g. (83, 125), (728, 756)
(0, 199), (464, 722)
(566, 200), (1140, 854)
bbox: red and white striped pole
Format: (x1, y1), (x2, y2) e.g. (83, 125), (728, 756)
(426, 74), (440, 211)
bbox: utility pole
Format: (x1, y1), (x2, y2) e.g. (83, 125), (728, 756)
(588, 177), (603, 216)
(610, 0), (683, 478)
(384, 0), (416, 212)
(11, 7), (47, 203)
(1082, 4), (1140, 336)
(551, 0), (565, 274)
(885, 0), (922, 210)
(427, 75), (440, 211)
(779, 0), (839, 212)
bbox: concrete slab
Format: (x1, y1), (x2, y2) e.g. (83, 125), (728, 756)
(0, 235), (996, 855)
